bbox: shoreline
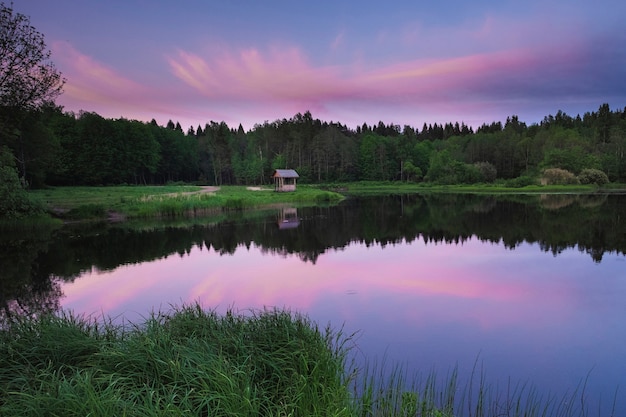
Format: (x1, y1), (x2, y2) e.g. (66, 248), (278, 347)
(10, 182), (626, 224)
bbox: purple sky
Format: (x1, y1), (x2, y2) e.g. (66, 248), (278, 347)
(16, 0), (626, 131)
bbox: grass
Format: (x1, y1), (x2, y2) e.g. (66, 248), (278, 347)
(0, 304), (614, 417)
(29, 185), (344, 221)
(320, 181), (616, 196)
(0, 305), (352, 416)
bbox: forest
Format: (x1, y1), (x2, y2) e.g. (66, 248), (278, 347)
(1, 103), (626, 189)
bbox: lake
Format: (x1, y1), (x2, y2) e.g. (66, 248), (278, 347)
(2, 193), (625, 414)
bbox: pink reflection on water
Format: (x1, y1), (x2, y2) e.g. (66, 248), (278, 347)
(59, 235), (626, 414)
(61, 238), (589, 332)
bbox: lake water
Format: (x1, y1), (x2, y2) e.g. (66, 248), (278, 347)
(2, 193), (625, 414)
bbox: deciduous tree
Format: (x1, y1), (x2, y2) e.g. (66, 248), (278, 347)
(1, 3), (65, 175)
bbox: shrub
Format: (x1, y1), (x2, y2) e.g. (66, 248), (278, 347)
(577, 168), (609, 185)
(474, 162), (497, 183)
(505, 176), (536, 188)
(0, 146), (45, 218)
(541, 168), (579, 185)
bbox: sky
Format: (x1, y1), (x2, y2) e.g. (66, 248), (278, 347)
(14, 0), (626, 131)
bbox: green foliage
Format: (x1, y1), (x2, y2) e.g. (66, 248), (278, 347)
(0, 146), (44, 218)
(0, 305), (352, 416)
(5, 99), (626, 188)
(359, 132), (389, 181)
(542, 147), (600, 174)
(541, 168), (579, 185)
(474, 161), (497, 183)
(426, 151), (484, 184)
(271, 153), (287, 170)
(505, 175), (536, 188)
(402, 160), (423, 182)
(578, 168), (610, 185)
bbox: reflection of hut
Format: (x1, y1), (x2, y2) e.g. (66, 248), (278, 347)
(272, 169), (299, 192)
(278, 207), (300, 230)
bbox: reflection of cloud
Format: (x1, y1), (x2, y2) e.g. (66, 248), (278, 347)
(61, 239), (583, 333)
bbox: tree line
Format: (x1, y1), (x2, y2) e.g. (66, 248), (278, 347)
(2, 104), (626, 188)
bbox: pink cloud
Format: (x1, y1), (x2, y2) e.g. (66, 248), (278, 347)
(49, 12), (618, 132)
(50, 41), (207, 125)
(167, 42), (545, 114)
(52, 41), (148, 107)
(167, 46), (348, 102)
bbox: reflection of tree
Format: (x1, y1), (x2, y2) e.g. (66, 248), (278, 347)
(0, 278), (62, 323)
(4, 193), (626, 321)
(0, 224), (62, 323)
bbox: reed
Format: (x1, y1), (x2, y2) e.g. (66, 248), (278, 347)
(349, 356), (616, 417)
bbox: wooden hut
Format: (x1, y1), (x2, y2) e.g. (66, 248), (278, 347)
(272, 169), (299, 192)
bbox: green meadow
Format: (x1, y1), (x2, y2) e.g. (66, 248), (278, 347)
(29, 185), (344, 221)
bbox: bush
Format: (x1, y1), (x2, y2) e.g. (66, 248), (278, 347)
(0, 146), (45, 218)
(505, 176), (536, 188)
(474, 162), (497, 183)
(577, 168), (609, 185)
(541, 168), (579, 185)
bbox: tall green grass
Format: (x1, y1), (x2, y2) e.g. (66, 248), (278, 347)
(0, 305), (352, 416)
(0, 305), (615, 416)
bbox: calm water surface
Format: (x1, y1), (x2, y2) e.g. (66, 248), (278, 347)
(2, 193), (625, 413)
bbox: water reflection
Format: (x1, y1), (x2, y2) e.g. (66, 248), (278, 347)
(1, 193), (625, 413)
(277, 207), (300, 229)
(58, 237), (626, 414)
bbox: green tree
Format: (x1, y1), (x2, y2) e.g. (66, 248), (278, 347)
(426, 150), (480, 184)
(411, 141), (432, 175)
(271, 153), (286, 170)
(0, 145), (43, 217)
(16, 109), (59, 187)
(402, 160), (422, 182)
(358, 133), (381, 180)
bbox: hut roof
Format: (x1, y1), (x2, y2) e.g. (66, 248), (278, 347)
(273, 169), (299, 178)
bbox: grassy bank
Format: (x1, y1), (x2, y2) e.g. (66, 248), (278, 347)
(24, 181), (626, 222)
(320, 181), (622, 196)
(0, 305), (610, 417)
(29, 185), (344, 221)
